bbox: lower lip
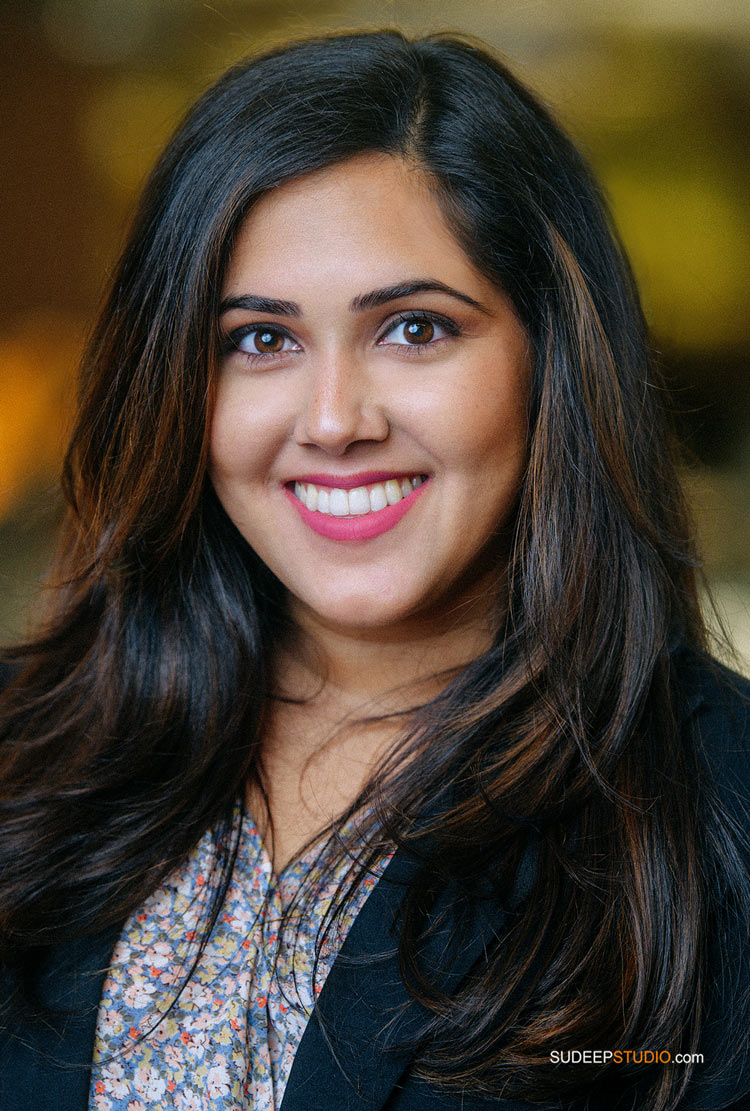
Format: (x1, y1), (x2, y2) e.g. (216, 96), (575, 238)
(283, 480), (429, 541)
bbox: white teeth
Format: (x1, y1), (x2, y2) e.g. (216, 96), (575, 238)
(293, 475), (426, 517)
(384, 479), (402, 506)
(369, 483), (388, 512)
(330, 488), (350, 517)
(348, 486), (371, 515)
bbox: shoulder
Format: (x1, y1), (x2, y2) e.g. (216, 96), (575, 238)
(673, 643), (750, 730)
(668, 650), (750, 1109)
(0, 928), (120, 1111)
(672, 647), (750, 824)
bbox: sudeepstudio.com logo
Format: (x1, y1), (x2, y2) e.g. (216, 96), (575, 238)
(550, 1050), (704, 1065)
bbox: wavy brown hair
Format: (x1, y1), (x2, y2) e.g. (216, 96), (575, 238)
(0, 30), (747, 1110)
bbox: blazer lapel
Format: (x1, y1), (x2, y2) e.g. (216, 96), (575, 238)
(0, 927), (119, 1111)
(280, 841), (532, 1111)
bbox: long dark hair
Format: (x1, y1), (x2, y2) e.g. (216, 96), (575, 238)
(0, 29), (745, 1110)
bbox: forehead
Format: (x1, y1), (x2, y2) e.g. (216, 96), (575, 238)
(222, 153), (496, 302)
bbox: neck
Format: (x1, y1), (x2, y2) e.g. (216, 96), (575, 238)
(276, 589), (499, 715)
(252, 585), (502, 869)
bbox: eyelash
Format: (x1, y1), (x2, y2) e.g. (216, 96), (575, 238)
(223, 311), (462, 364)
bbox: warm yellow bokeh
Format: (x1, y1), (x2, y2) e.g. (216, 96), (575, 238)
(81, 74), (192, 199)
(606, 169), (750, 351)
(0, 316), (81, 517)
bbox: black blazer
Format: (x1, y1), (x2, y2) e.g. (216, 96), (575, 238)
(1, 652), (749, 1111)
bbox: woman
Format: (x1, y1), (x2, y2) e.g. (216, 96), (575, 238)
(0, 29), (748, 1111)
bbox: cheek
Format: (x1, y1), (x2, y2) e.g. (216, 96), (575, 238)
(208, 380), (287, 484)
(422, 355), (529, 478)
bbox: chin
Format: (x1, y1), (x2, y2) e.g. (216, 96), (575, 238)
(300, 587), (425, 632)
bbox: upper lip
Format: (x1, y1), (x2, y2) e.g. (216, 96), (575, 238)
(288, 471), (426, 490)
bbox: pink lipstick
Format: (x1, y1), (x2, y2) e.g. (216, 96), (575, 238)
(284, 476), (429, 541)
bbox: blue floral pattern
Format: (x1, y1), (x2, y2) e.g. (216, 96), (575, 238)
(89, 807), (391, 1110)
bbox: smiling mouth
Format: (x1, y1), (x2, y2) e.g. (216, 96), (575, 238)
(291, 475), (427, 518)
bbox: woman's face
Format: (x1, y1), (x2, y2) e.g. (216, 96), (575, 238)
(210, 153), (530, 636)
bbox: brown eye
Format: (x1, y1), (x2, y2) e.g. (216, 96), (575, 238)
(403, 319), (434, 344)
(230, 325), (299, 360)
(253, 329), (285, 353)
(380, 315), (453, 349)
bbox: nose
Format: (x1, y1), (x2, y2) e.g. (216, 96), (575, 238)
(294, 350), (390, 455)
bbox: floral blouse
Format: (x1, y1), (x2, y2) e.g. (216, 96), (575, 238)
(89, 807), (392, 1110)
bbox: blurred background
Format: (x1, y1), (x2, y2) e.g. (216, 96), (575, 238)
(1, 0), (748, 673)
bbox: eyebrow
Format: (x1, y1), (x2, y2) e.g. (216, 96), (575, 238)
(351, 279), (488, 314)
(219, 294), (301, 317)
(218, 279), (489, 319)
